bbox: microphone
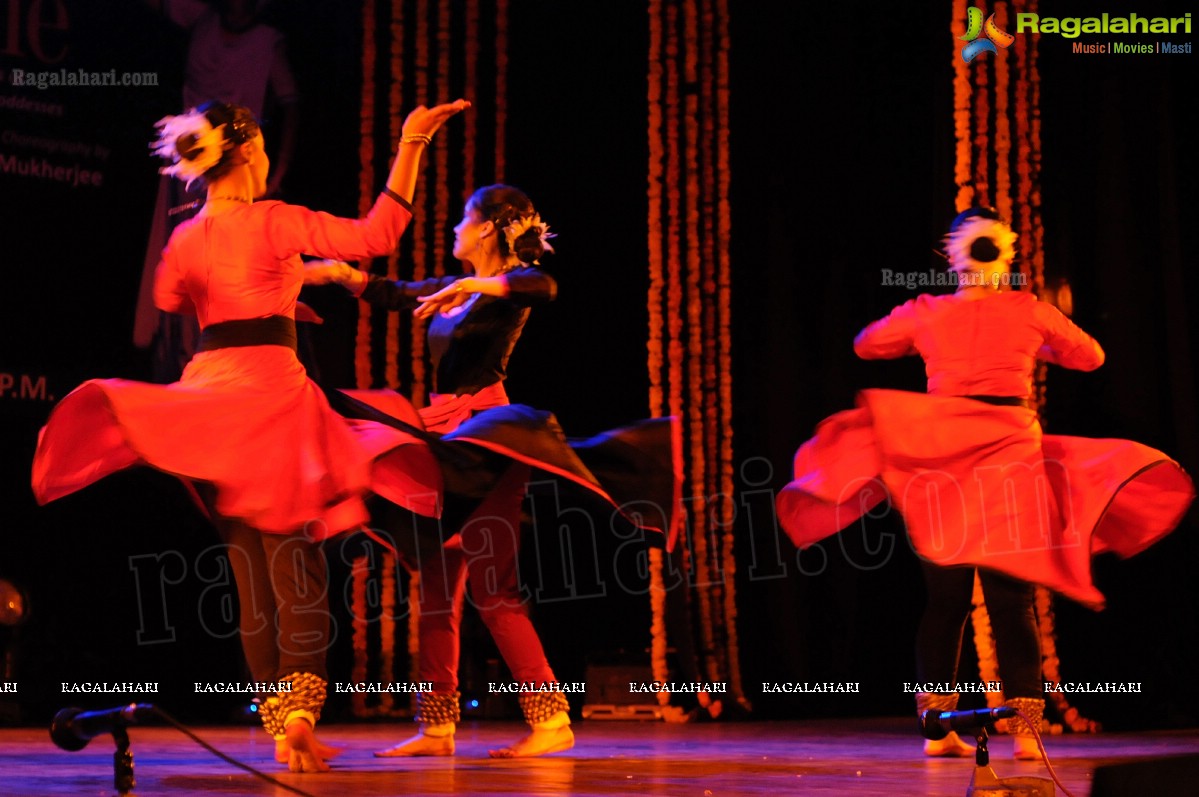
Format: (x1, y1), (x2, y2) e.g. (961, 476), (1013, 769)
(50, 703), (157, 751)
(918, 706), (1016, 740)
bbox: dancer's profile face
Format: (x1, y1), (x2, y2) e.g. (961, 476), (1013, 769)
(452, 206), (491, 268)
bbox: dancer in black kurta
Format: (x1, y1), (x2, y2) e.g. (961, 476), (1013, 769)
(307, 184), (679, 758)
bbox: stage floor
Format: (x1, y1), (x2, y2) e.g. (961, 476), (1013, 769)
(2, 717), (1197, 796)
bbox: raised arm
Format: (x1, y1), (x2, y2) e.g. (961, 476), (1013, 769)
(264, 100), (470, 261)
(853, 299), (919, 360)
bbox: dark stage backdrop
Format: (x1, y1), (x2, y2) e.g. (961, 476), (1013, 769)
(1, 0), (1195, 731)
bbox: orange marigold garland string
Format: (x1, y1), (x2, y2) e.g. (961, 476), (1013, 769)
(951, 0), (974, 210)
(972, 34), (991, 210)
(355, 0), (377, 390)
(646, 0), (743, 710)
(432, 0), (450, 286)
(377, 551), (398, 715)
(993, 2), (1012, 225)
(1037, 586), (1099, 732)
(350, 0), (377, 721)
(679, 0), (719, 684)
(463, 0), (478, 202)
(350, 552), (370, 717)
(646, 0), (671, 700)
(409, 0), (430, 408)
(494, 0), (508, 182)
(385, 0), (403, 390)
(714, 0), (743, 707)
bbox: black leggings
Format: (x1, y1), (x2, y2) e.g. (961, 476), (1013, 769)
(915, 562), (1042, 699)
(217, 519), (331, 683)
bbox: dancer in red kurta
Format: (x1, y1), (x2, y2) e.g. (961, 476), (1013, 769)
(776, 208), (1194, 759)
(32, 99), (468, 772)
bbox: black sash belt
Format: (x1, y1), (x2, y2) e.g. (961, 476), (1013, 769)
(960, 394), (1031, 409)
(198, 316), (297, 352)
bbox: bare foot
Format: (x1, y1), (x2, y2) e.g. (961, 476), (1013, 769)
(1013, 736), (1042, 760)
(488, 725), (574, 759)
(283, 721), (342, 772)
(923, 731), (975, 757)
(375, 730), (455, 757)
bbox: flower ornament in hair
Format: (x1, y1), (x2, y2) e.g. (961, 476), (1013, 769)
(502, 213), (556, 262)
(151, 110), (227, 189)
(943, 217), (1017, 273)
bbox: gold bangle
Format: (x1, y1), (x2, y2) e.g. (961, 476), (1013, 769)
(399, 133), (433, 146)
(453, 281), (465, 293)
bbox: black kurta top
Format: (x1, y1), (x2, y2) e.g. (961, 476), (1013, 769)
(359, 268), (557, 395)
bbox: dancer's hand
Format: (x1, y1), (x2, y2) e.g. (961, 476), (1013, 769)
(304, 259), (356, 286)
(401, 99), (471, 140)
(414, 279), (472, 319)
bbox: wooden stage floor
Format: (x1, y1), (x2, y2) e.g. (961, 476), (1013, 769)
(2, 717), (1197, 796)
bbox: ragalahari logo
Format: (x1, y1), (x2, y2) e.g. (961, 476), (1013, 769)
(960, 7), (1015, 62)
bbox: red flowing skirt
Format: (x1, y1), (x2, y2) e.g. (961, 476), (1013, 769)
(31, 346), (440, 537)
(776, 389), (1194, 609)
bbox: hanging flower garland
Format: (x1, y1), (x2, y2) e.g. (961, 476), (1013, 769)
(351, 0), (377, 722)
(463, 0), (478, 202)
(646, 0), (670, 696)
(408, 575), (421, 694)
(972, 48), (991, 210)
(495, 0), (508, 181)
(712, 0), (742, 704)
(645, 0), (742, 709)
(376, 552), (398, 716)
(350, 554), (370, 717)
(679, 0), (720, 686)
(409, 0), (430, 408)
(646, 0), (665, 419)
(355, 0), (377, 390)
(432, 0), (450, 290)
(993, 2), (1013, 224)
(951, 0), (974, 210)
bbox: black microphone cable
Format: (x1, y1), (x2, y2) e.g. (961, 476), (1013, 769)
(1011, 708), (1077, 797)
(97, 705), (321, 797)
(52, 704), (318, 795)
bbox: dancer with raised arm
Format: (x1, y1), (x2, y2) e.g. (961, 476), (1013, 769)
(776, 208), (1194, 760)
(33, 98), (469, 772)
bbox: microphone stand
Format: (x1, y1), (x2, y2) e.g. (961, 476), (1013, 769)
(112, 727), (136, 796)
(963, 725), (1055, 797)
(966, 727), (1004, 795)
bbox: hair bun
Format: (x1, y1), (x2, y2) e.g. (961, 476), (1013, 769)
(512, 227), (544, 265)
(176, 133), (201, 161)
(969, 237), (1002, 263)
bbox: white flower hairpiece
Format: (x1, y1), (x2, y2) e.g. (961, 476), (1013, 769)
(151, 109), (227, 189)
(502, 213), (556, 262)
(943, 217), (1017, 273)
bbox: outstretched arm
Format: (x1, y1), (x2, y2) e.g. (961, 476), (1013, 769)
(412, 269), (557, 319)
(303, 260), (452, 310)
